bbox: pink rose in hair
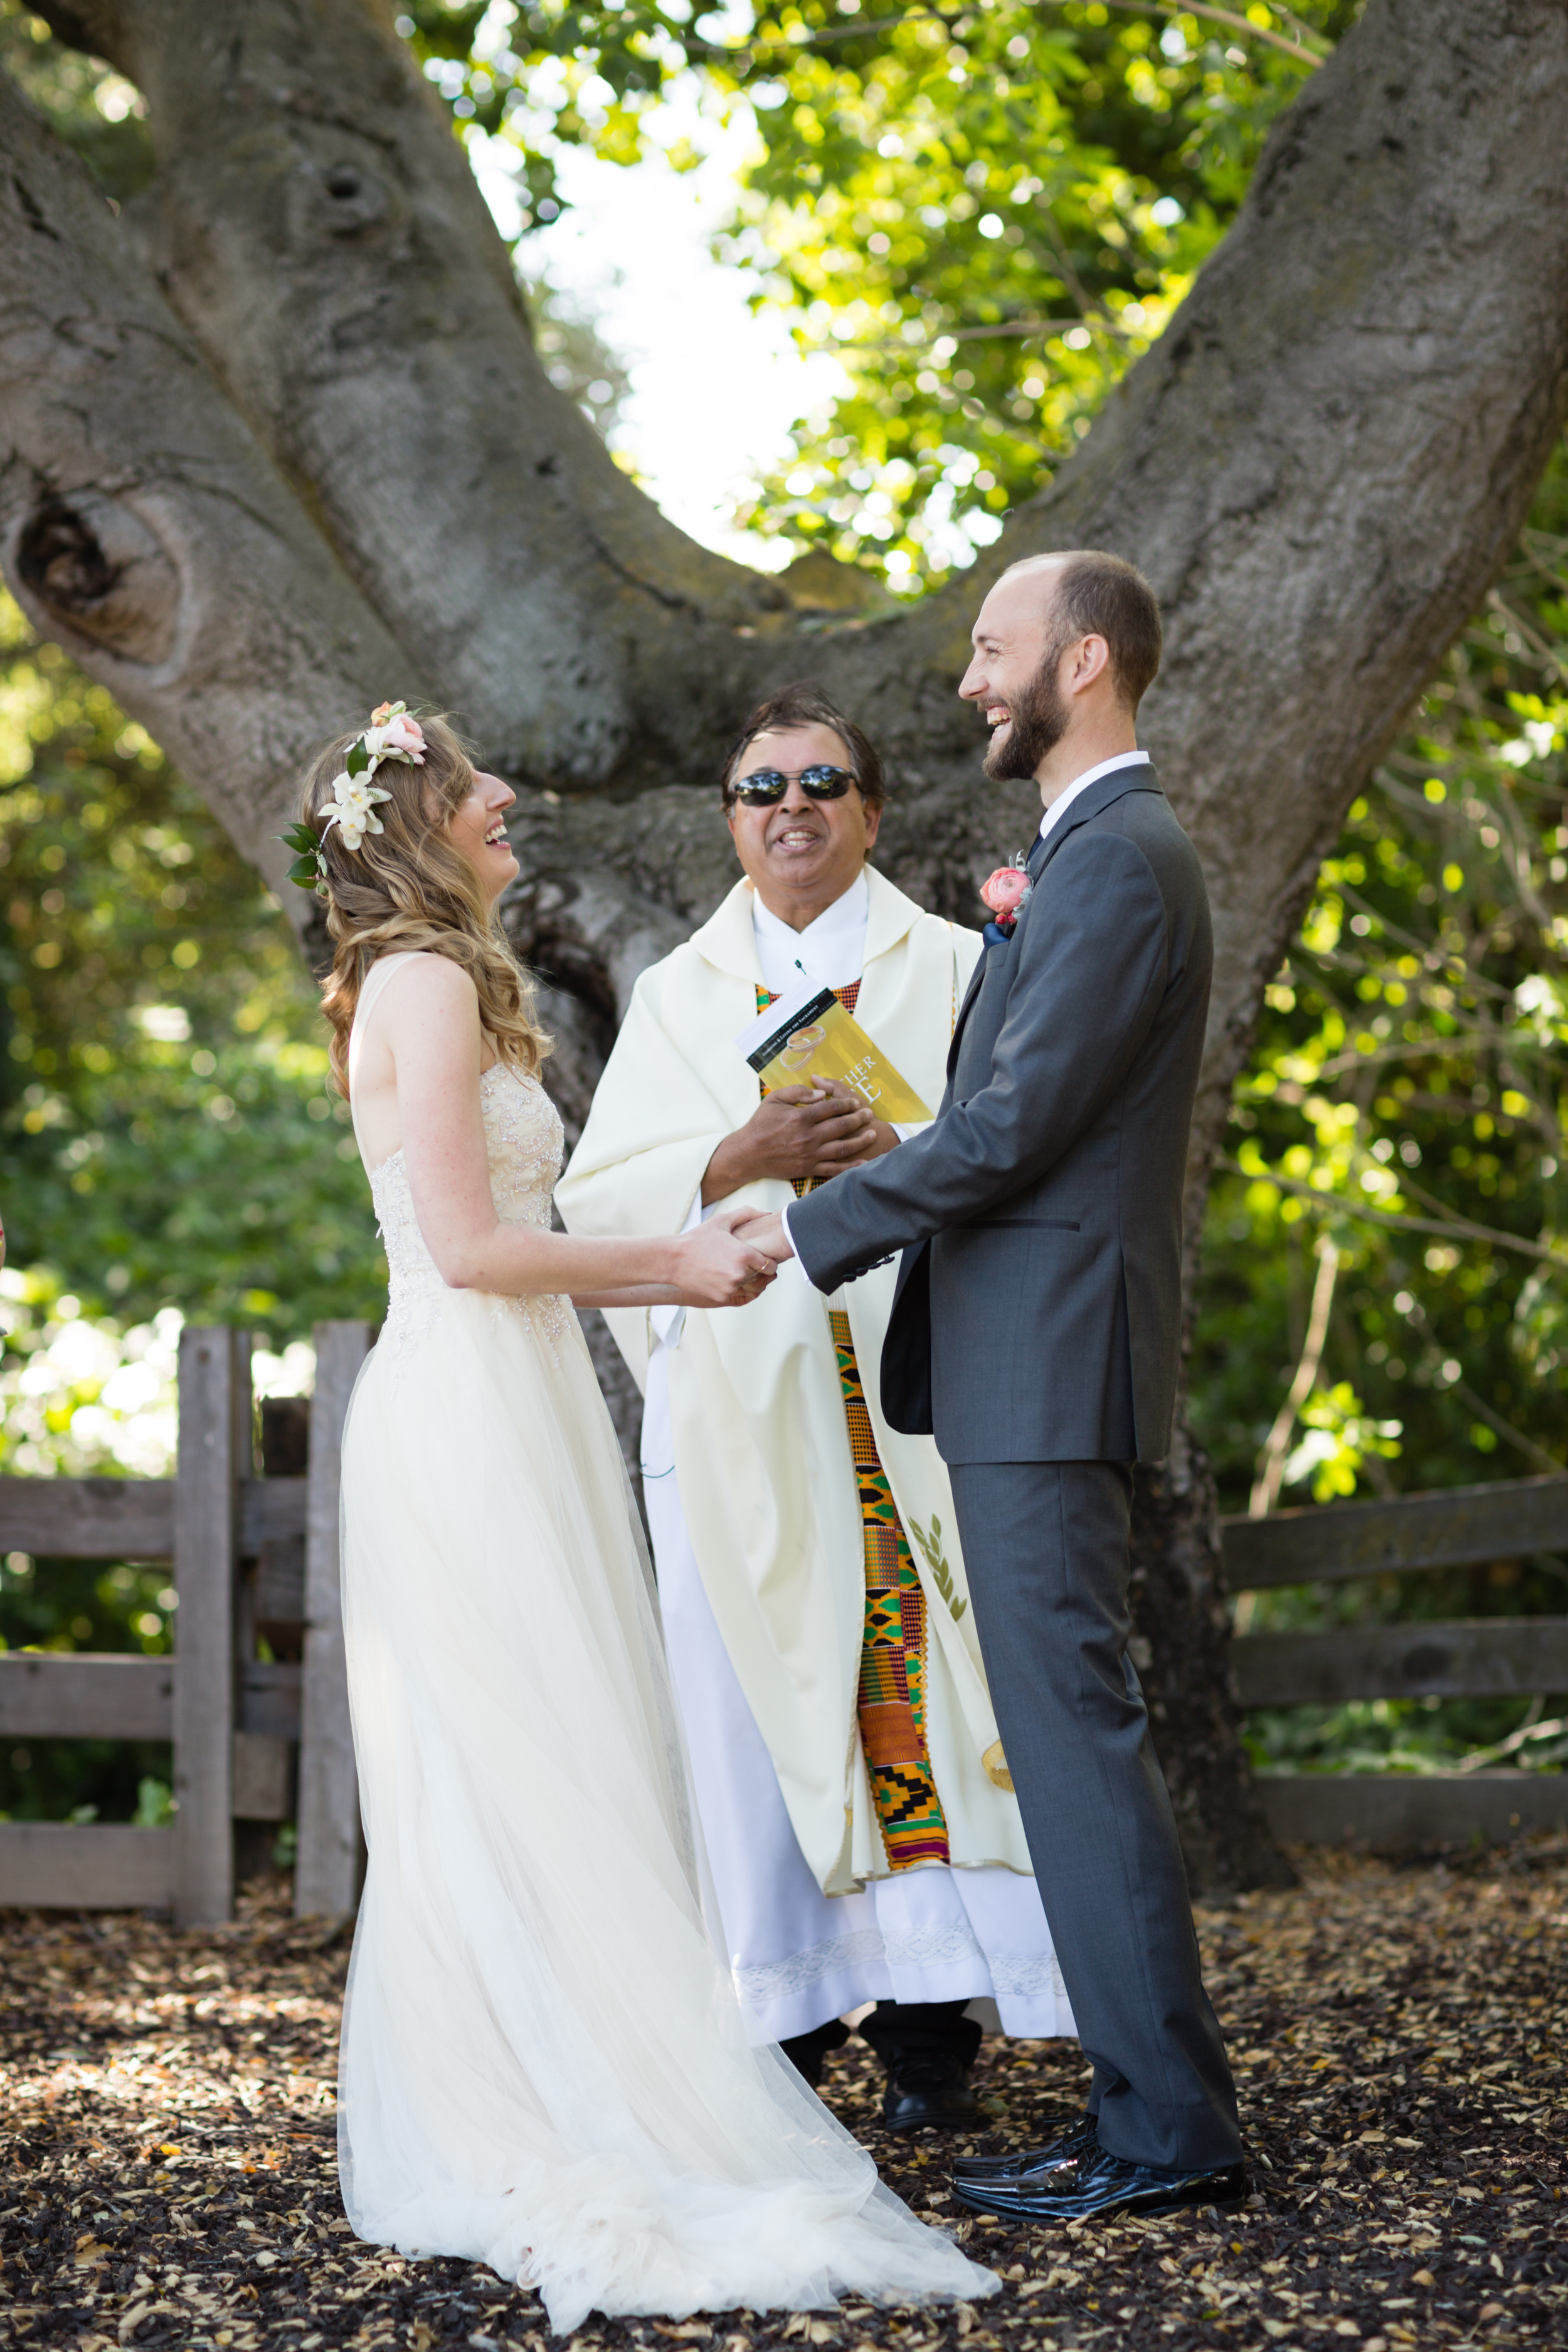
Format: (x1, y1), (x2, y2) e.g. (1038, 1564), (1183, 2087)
(980, 866), (1029, 920)
(360, 701), (427, 769)
(381, 712), (425, 761)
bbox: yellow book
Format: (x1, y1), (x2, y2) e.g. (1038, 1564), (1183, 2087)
(734, 981), (933, 1121)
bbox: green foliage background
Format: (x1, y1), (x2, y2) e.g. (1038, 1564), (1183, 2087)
(1, 3), (1565, 1819)
(0, 605), (385, 1343)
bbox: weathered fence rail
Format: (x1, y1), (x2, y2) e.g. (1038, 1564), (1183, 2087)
(4, 1342), (1564, 1899)
(1223, 1471), (1568, 1591)
(0, 1322), (371, 1923)
(1222, 1472), (1568, 1850)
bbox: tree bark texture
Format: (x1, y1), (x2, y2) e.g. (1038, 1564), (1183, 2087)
(0, 63), (415, 885)
(6, 0), (1568, 1888)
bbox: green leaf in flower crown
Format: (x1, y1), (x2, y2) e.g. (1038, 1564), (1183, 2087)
(288, 856), (322, 889)
(279, 823), (320, 856)
(346, 739), (369, 777)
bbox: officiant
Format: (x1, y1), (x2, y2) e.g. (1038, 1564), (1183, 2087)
(557, 682), (1075, 2129)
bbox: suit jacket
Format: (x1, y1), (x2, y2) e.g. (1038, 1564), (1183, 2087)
(787, 761), (1212, 1465)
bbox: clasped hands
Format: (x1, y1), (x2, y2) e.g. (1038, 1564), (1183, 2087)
(672, 1079), (895, 1307)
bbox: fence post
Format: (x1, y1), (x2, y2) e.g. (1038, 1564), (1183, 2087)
(295, 1320), (373, 1917)
(174, 1327), (250, 1927)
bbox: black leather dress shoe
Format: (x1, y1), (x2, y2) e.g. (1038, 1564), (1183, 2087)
(882, 2065), (985, 2132)
(951, 2111), (1099, 2184)
(953, 2143), (1248, 2223)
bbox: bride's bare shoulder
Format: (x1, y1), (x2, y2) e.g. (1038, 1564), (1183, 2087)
(373, 951), (479, 1021)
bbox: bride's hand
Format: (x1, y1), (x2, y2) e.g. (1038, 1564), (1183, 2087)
(670, 1204), (779, 1308)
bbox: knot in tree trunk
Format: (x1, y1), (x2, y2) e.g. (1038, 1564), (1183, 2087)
(15, 492), (179, 665)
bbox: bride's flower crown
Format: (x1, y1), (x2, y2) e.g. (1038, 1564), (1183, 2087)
(283, 702), (427, 898)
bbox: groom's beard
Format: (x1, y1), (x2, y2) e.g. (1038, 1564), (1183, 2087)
(983, 641), (1071, 781)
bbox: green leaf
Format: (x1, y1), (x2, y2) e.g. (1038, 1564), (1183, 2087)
(346, 739), (369, 777)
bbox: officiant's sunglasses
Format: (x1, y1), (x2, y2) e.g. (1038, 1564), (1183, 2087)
(729, 764), (858, 807)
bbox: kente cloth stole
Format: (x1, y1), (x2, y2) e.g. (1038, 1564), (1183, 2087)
(756, 983), (951, 1872)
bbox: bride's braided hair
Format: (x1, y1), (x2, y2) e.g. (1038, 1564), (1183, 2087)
(299, 714), (550, 1098)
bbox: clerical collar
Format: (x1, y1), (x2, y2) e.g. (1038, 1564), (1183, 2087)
(1037, 749), (1151, 846)
(752, 871), (869, 995)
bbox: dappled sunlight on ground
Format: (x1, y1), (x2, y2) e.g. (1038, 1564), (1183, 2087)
(1, 1850), (1563, 2350)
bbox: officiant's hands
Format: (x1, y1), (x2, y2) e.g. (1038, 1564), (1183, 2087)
(669, 1204), (780, 1306)
(701, 1079), (898, 1205)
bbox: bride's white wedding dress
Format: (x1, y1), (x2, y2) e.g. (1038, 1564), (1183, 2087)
(336, 955), (997, 2333)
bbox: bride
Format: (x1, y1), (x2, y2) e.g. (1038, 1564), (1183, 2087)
(291, 706), (999, 2332)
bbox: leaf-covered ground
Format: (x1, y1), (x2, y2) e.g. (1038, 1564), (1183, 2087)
(1, 1846), (1563, 2352)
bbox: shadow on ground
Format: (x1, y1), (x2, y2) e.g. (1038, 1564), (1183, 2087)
(1, 1848), (1564, 2351)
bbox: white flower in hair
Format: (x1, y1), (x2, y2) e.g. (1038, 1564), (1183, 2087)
(280, 699), (424, 896)
(320, 768), (393, 854)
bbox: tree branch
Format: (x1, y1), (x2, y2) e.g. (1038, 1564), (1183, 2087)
(0, 66), (415, 929)
(1249, 1234), (1340, 1518)
(943, 0), (1568, 1260)
(690, 2), (1328, 70)
(80, 0), (787, 793)
(1217, 1155), (1566, 1266)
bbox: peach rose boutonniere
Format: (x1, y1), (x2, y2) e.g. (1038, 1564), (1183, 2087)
(978, 856), (1033, 940)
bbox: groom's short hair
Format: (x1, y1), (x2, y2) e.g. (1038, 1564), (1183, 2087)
(1005, 549), (1163, 713)
(721, 681), (886, 810)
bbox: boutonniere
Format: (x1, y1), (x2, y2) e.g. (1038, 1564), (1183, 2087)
(978, 853), (1033, 939)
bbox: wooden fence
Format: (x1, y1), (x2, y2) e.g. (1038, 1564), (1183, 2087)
(3, 1328), (1565, 1904)
(0, 1323), (371, 1923)
(1224, 1471), (1568, 1849)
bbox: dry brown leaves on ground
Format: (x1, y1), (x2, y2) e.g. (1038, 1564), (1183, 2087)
(1, 1846), (1564, 2352)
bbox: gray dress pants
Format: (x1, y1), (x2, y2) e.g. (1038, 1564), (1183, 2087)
(946, 1458), (1242, 2172)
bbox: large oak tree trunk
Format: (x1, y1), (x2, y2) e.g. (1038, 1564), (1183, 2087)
(6, 0), (1568, 1888)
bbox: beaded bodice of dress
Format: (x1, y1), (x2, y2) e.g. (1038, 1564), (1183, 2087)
(369, 1057), (563, 1264)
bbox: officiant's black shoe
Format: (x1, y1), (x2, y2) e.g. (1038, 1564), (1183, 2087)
(953, 2144), (1248, 2224)
(882, 2063), (985, 2134)
(951, 2112), (1099, 2185)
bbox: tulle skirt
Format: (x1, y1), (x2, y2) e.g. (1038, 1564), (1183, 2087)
(336, 1287), (997, 2332)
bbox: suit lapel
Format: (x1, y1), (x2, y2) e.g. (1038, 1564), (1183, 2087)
(947, 766), (1165, 1078)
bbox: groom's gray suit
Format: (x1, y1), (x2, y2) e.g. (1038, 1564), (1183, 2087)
(787, 756), (1242, 2174)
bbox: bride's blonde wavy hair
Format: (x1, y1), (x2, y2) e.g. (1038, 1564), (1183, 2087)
(299, 713), (550, 1098)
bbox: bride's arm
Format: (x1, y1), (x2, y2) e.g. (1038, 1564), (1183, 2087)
(567, 1282), (685, 1309)
(387, 958), (774, 1307)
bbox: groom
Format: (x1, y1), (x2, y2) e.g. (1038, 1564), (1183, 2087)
(743, 548), (1246, 2224)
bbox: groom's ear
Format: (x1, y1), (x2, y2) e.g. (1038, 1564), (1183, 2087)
(861, 796), (882, 852)
(1070, 633), (1113, 693)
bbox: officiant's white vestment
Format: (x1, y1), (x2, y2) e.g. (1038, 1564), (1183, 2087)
(558, 867), (1075, 2045)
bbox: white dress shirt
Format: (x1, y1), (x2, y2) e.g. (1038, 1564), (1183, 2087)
(1035, 748), (1150, 851)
